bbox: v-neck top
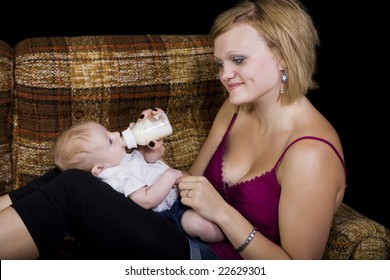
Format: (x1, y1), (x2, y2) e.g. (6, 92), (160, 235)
(206, 112), (346, 260)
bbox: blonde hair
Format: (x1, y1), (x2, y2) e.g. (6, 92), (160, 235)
(51, 121), (97, 171)
(209, 0), (319, 106)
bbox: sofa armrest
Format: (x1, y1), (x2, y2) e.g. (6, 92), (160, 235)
(323, 203), (390, 259)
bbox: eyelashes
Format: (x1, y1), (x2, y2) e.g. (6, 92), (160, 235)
(232, 56), (245, 64)
(215, 56), (246, 69)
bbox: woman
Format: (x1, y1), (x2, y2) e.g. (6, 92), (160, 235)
(0, 0), (346, 260)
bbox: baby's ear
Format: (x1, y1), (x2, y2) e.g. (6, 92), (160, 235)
(91, 164), (105, 176)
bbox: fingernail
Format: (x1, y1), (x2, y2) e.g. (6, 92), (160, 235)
(139, 114), (144, 119)
(152, 108), (158, 111)
(148, 141), (155, 147)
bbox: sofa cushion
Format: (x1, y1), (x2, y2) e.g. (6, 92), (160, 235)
(12, 35), (226, 189)
(323, 203), (390, 259)
(0, 40), (13, 195)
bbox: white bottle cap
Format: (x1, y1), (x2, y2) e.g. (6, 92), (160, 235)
(121, 128), (137, 149)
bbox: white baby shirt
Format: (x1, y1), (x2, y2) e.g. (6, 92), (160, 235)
(98, 150), (178, 212)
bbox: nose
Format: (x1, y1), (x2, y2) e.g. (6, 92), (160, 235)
(220, 65), (235, 82)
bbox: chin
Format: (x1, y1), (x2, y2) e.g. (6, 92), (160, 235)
(228, 96), (245, 106)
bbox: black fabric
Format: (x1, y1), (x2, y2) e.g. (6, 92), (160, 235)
(10, 169), (190, 259)
(9, 168), (62, 202)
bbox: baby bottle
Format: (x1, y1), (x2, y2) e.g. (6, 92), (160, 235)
(121, 111), (173, 149)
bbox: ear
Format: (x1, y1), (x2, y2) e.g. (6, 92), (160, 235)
(273, 51), (285, 71)
(91, 164), (105, 177)
(278, 60), (286, 71)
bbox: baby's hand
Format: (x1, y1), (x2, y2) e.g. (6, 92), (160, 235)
(163, 168), (183, 185)
(138, 139), (165, 163)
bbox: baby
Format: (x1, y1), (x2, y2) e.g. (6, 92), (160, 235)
(51, 119), (224, 243)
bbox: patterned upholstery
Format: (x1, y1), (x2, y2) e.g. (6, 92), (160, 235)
(0, 40), (13, 195)
(0, 35), (389, 259)
(324, 203), (390, 259)
(12, 35), (226, 189)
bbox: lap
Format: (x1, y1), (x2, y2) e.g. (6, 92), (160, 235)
(12, 168), (191, 259)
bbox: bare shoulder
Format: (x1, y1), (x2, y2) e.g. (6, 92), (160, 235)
(278, 99), (346, 191)
(277, 129), (346, 202)
(282, 115), (344, 173)
(282, 136), (343, 167)
(276, 131), (346, 258)
(294, 99), (344, 159)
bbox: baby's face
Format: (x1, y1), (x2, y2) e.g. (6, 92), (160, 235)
(88, 122), (127, 167)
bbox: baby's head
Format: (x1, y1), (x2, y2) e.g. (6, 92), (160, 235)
(52, 120), (126, 175)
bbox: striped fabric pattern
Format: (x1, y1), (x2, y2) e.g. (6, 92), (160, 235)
(0, 40), (13, 195)
(324, 203), (390, 259)
(12, 35), (226, 189)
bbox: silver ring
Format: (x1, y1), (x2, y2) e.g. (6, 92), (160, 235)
(185, 189), (190, 198)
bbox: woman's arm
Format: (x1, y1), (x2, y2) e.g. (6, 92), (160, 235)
(276, 139), (346, 259)
(178, 175), (291, 259)
(179, 137), (345, 259)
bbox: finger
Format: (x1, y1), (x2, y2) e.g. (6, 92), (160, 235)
(147, 140), (164, 150)
(151, 107), (164, 115)
(185, 189), (190, 198)
(177, 181), (192, 192)
(179, 188), (192, 199)
(178, 175), (196, 184)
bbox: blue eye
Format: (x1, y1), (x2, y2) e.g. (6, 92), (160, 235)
(233, 56), (245, 64)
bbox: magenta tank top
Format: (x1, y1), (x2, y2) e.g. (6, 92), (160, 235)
(206, 112), (346, 260)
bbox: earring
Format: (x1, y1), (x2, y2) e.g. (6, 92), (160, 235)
(279, 70), (287, 94)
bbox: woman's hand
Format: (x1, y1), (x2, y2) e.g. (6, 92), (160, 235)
(177, 175), (227, 224)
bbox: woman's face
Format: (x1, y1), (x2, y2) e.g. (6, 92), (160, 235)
(214, 23), (283, 106)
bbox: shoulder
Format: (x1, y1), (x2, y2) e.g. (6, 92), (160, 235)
(284, 99), (345, 168)
(277, 136), (346, 192)
(282, 137), (342, 165)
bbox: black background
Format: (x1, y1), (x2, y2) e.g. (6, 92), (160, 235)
(1, 1), (387, 229)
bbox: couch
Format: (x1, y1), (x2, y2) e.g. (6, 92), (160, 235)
(0, 35), (389, 260)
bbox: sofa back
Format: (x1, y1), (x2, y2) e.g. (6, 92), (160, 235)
(0, 40), (13, 194)
(0, 35), (226, 193)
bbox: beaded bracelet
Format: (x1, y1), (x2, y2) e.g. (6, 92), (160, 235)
(234, 227), (258, 253)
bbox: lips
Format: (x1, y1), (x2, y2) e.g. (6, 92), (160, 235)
(227, 82), (243, 91)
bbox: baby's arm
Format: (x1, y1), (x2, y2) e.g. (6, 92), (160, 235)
(136, 139), (165, 164)
(128, 168), (182, 209)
